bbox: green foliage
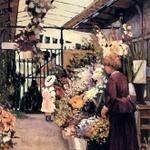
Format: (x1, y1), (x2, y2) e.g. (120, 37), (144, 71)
(122, 56), (134, 83)
(130, 41), (144, 60)
(0, 50), (15, 107)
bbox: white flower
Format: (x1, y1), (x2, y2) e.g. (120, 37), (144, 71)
(124, 30), (128, 35)
(84, 87), (99, 100)
(33, 18), (38, 23)
(92, 67), (103, 81)
(28, 2), (35, 8)
(35, 7), (42, 13)
(117, 48), (124, 56)
(2, 136), (11, 143)
(103, 47), (112, 57)
(123, 24), (127, 30)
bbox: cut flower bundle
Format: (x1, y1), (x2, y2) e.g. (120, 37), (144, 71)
(54, 64), (109, 144)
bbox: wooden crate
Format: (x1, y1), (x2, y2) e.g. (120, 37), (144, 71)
(137, 105), (150, 150)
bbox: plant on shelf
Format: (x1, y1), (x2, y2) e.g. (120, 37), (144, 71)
(121, 23), (146, 84)
(120, 23), (147, 102)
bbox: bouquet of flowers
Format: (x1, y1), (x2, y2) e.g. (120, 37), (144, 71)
(95, 28), (129, 58)
(54, 58), (109, 145)
(0, 106), (16, 149)
(76, 116), (109, 144)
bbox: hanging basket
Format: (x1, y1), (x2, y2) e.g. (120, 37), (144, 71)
(133, 60), (146, 84)
(20, 50), (33, 59)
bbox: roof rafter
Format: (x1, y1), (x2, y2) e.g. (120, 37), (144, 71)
(63, 0), (110, 28)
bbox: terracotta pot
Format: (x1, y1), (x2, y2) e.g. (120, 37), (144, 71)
(20, 51), (33, 59)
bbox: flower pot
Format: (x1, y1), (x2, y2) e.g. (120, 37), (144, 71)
(128, 83), (136, 96)
(133, 60), (146, 84)
(134, 83), (146, 104)
(20, 51), (33, 59)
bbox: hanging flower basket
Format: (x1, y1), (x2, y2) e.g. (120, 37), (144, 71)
(133, 60), (147, 84)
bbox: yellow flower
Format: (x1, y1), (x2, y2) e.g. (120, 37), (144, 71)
(84, 88), (98, 101)
(86, 117), (109, 143)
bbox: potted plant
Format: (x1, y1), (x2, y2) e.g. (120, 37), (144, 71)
(131, 41), (146, 84)
(122, 24), (146, 103)
(130, 41), (146, 104)
(120, 23), (146, 103)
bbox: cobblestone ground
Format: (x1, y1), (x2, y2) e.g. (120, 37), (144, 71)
(13, 114), (69, 150)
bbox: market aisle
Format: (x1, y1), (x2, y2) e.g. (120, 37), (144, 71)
(13, 114), (69, 150)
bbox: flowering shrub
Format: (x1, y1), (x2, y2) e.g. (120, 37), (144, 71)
(0, 107), (16, 149)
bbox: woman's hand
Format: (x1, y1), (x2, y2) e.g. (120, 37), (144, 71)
(101, 106), (108, 118)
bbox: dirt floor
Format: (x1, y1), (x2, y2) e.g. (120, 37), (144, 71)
(13, 114), (69, 150)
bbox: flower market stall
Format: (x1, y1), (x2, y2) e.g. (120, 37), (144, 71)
(51, 23), (138, 149)
(0, 0), (150, 150)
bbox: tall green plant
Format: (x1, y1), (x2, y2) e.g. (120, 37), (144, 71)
(130, 40), (144, 60)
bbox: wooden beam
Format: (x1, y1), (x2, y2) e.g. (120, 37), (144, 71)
(64, 0), (136, 30)
(114, 0), (134, 8)
(63, 0), (109, 28)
